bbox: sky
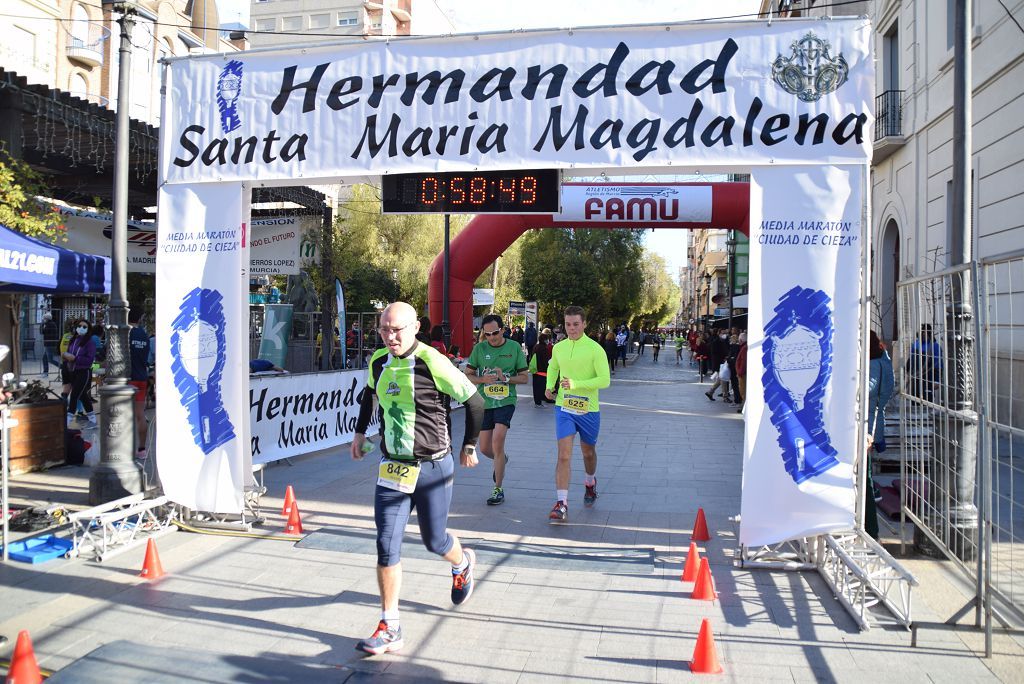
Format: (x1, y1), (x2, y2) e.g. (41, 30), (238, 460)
(213, 0), (762, 279)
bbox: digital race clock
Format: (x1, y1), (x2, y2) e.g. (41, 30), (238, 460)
(381, 169), (560, 214)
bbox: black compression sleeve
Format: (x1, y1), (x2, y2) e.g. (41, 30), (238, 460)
(461, 393), (485, 447)
(354, 386), (376, 434)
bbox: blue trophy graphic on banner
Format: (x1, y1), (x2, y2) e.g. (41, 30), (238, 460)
(171, 287), (235, 454)
(762, 286), (839, 484)
(216, 60), (243, 134)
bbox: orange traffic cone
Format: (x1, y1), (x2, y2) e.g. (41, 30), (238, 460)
(5, 630), (42, 684)
(689, 618), (724, 674)
(691, 558), (717, 601)
(681, 542), (701, 582)
(139, 538), (165, 580)
(285, 502), (304, 535)
(281, 485), (296, 516)
(692, 507), (711, 542)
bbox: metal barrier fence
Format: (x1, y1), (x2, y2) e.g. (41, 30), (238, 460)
(248, 308), (384, 373)
(979, 252), (1024, 626)
(896, 249), (1024, 654)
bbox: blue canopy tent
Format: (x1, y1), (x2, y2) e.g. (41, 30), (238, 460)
(0, 222), (110, 377)
(0, 222), (110, 294)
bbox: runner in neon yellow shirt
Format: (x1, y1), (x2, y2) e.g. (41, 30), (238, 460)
(544, 305), (610, 522)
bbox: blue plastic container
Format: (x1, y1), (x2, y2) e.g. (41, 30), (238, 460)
(1, 535), (73, 563)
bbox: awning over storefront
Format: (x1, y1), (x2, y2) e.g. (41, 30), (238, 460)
(0, 222), (110, 294)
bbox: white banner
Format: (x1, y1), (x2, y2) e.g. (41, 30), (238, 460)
(57, 203), (316, 275)
(472, 288), (495, 306)
(250, 370), (380, 465)
(156, 183), (251, 513)
(740, 165), (862, 547)
(162, 20), (872, 185)
(557, 184), (712, 223)
(247, 217), (318, 275)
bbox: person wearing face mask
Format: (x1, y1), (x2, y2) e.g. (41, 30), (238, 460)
(735, 333), (748, 414)
(704, 330), (732, 402)
(62, 319), (97, 426)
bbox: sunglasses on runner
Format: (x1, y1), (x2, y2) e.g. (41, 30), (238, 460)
(483, 329), (503, 337)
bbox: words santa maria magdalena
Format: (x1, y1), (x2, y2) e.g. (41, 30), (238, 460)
(172, 38), (868, 169)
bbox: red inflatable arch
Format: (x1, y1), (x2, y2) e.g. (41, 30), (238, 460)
(427, 182), (750, 352)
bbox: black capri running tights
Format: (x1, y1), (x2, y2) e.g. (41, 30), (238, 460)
(374, 453), (455, 566)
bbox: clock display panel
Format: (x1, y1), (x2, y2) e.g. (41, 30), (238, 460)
(382, 169), (560, 214)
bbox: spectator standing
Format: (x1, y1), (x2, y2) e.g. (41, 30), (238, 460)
(429, 325), (447, 356)
(529, 333), (554, 406)
(128, 310), (151, 459)
(615, 327), (628, 365)
(62, 319), (96, 426)
(650, 331), (661, 363)
(603, 331), (618, 373)
(40, 313), (60, 377)
(727, 334), (742, 406)
(865, 331), (895, 539)
(524, 322), (538, 359)
(735, 333), (748, 413)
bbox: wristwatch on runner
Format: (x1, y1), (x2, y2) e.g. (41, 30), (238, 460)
(462, 444), (476, 456)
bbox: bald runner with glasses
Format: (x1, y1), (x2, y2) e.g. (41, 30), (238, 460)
(350, 302), (486, 655)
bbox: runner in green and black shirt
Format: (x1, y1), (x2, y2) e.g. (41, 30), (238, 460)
(465, 313), (529, 505)
(350, 302), (485, 655)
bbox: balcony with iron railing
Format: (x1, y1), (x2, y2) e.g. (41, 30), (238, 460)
(66, 24), (110, 68)
(873, 89), (907, 164)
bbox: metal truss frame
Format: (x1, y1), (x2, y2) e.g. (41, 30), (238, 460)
(736, 526), (918, 631)
(67, 493), (176, 562)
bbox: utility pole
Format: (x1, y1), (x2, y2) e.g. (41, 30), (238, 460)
(441, 214), (451, 349)
(320, 204), (333, 370)
(946, 0), (978, 560)
(726, 231), (737, 333)
(90, 1), (143, 504)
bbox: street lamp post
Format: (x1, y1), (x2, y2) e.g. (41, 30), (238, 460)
(726, 232), (737, 333)
(90, 1), (142, 504)
(702, 273), (712, 331)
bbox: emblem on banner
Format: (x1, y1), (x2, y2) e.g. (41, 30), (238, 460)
(771, 32), (849, 103)
(170, 287), (236, 454)
(217, 60), (244, 134)
(762, 287), (839, 484)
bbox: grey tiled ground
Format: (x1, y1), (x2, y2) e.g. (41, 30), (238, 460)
(2, 346), (1019, 681)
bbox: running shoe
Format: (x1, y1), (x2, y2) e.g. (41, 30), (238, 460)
(704, 391), (715, 402)
(451, 548), (476, 605)
(584, 479), (598, 507)
(355, 620), (403, 655)
(487, 486), (505, 506)
(548, 500), (568, 523)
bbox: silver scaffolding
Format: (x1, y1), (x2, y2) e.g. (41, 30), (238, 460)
(897, 248), (1024, 656)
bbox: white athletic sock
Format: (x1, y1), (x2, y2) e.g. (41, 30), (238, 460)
(556, 489), (568, 504)
(452, 553), (470, 574)
(382, 609), (400, 629)
(584, 473), (597, 486)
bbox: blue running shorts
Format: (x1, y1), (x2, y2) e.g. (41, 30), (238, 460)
(554, 406), (601, 445)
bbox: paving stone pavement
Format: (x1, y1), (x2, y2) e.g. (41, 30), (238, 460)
(2, 345), (1020, 682)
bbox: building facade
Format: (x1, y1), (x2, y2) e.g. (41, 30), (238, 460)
(248, 0), (416, 48)
(760, 0), (1024, 343)
(5, 0), (239, 125)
